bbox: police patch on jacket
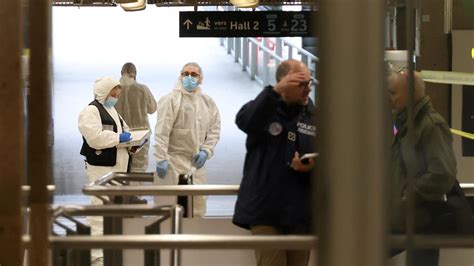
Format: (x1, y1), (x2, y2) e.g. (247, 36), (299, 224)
(297, 122), (316, 136)
(288, 132), (296, 141)
(268, 122), (283, 136)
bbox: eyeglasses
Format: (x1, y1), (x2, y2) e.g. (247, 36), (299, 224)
(392, 66), (409, 77)
(181, 71), (200, 78)
(299, 79), (314, 88)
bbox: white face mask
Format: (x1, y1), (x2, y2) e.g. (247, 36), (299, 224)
(121, 75), (135, 86)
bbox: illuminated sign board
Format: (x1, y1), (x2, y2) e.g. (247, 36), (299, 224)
(179, 11), (316, 37)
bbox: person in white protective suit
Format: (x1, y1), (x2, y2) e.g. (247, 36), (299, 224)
(78, 76), (131, 265)
(154, 62), (221, 217)
(115, 62), (157, 172)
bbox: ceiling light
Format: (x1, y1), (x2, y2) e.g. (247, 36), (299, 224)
(229, 0), (259, 8)
(120, 0), (145, 11)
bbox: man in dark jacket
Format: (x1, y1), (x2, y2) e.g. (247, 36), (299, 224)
(233, 59), (316, 266)
(389, 71), (473, 266)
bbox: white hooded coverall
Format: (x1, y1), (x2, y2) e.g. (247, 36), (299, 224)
(78, 76), (129, 265)
(154, 80), (221, 217)
(115, 76), (157, 172)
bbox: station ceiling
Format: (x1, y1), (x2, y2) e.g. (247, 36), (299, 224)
(52, 0), (318, 7)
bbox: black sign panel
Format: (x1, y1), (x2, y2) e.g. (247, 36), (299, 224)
(462, 85), (474, 156)
(179, 11), (316, 37)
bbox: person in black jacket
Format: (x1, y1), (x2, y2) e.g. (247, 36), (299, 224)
(233, 59), (316, 266)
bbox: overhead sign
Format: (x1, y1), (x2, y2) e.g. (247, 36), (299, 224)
(179, 11), (316, 37)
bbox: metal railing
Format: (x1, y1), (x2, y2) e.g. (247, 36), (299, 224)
(51, 204), (183, 266)
(22, 235), (474, 250)
(221, 36), (319, 86)
(44, 234), (316, 249)
(462, 183), (474, 196)
(82, 172), (474, 197)
(21, 171), (474, 266)
(83, 172), (239, 218)
(83, 184), (240, 196)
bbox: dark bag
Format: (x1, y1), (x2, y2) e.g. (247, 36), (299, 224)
(177, 173), (193, 218)
(424, 181), (474, 234)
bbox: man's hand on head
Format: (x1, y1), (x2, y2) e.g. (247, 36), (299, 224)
(273, 72), (308, 95)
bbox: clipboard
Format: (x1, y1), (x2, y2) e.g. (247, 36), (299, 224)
(116, 129), (151, 148)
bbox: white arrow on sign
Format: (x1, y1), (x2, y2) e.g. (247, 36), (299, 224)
(183, 19), (193, 30)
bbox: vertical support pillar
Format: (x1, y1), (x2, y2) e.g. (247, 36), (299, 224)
(443, 0), (453, 34)
(28, 0), (52, 265)
(0, 0), (24, 265)
(404, 0), (418, 265)
(317, 1), (389, 266)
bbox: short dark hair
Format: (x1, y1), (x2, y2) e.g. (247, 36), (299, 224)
(275, 61), (292, 82)
(121, 62), (137, 76)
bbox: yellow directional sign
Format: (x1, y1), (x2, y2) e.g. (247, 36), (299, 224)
(450, 128), (474, 140)
(421, 70), (474, 86)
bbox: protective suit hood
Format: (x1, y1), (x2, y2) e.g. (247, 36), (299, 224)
(94, 76), (121, 104)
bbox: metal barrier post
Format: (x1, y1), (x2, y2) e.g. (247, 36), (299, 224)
(145, 215), (169, 266)
(262, 38), (270, 85)
(242, 37), (249, 71)
(250, 41), (258, 80)
(170, 206), (183, 266)
(234, 37), (241, 62)
(104, 196), (123, 266)
(287, 44), (293, 59)
(275, 38), (283, 66)
(227, 37), (233, 55)
(52, 216), (91, 266)
(301, 54), (309, 67)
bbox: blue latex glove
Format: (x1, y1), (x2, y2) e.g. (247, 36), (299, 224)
(193, 150), (208, 169)
(119, 132), (132, 143)
(156, 160), (169, 178)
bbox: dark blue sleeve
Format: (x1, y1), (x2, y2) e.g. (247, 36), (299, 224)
(235, 86), (280, 134)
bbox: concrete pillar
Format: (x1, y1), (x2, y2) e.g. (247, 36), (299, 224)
(28, 0), (52, 265)
(316, 1), (389, 266)
(0, 1), (24, 265)
(417, 0), (451, 122)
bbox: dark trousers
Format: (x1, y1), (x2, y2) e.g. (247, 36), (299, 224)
(391, 247), (439, 266)
(391, 192), (473, 266)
